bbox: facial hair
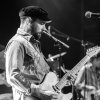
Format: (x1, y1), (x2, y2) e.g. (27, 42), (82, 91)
(33, 32), (42, 40)
(31, 25), (42, 40)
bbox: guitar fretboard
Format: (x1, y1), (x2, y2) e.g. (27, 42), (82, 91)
(55, 55), (90, 90)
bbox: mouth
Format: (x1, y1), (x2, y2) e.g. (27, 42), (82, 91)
(38, 32), (42, 35)
(37, 32), (42, 38)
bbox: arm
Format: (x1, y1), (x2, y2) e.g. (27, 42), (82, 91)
(5, 41), (60, 100)
(75, 65), (95, 91)
(5, 41), (52, 98)
(74, 66), (86, 90)
(5, 41), (32, 95)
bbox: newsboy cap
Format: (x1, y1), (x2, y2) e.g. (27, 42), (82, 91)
(19, 6), (51, 22)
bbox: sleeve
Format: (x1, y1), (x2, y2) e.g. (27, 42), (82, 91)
(74, 66), (86, 89)
(5, 41), (31, 95)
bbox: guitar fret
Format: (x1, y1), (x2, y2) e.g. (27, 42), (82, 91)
(55, 46), (100, 90)
(71, 56), (90, 75)
(55, 55), (90, 90)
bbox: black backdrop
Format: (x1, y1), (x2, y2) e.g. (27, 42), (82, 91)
(0, 0), (100, 95)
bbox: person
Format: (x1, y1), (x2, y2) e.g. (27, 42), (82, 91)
(74, 52), (100, 100)
(4, 6), (61, 100)
(0, 70), (13, 100)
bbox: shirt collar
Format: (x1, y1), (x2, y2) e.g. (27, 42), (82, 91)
(17, 28), (40, 45)
(17, 28), (32, 41)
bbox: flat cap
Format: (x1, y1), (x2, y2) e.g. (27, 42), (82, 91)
(19, 6), (51, 22)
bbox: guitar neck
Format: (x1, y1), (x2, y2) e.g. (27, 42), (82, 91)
(70, 55), (90, 76)
(55, 55), (90, 90)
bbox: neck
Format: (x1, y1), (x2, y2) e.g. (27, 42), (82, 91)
(20, 27), (32, 35)
(20, 22), (32, 35)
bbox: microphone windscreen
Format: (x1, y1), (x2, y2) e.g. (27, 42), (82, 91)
(85, 11), (92, 18)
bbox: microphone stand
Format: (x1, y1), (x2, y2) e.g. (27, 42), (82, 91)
(51, 28), (95, 100)
(81, 41), (87, 100)
(50, 34), (69, 48)
(51, 26), (95, 47)
(52, 31), (94, 47)
(43, 29), (95, 100)
(43, 30), (69, 79)
(55, 42), (63, 79)
(43, 30), (70, 48)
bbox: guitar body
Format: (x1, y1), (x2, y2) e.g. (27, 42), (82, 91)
(39, 72), (73, 100)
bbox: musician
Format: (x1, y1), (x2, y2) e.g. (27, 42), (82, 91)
(0, 70), (13, 100)
(74, 52), (100, 100)
(5, 6), (61, 100)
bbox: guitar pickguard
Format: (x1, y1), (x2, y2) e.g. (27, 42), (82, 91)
(39, 72), (73, 100)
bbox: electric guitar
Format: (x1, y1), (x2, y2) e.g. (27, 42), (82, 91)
(31, 46), (100, 100)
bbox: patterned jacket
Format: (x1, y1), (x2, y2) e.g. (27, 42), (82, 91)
(5, 28), (50, 100)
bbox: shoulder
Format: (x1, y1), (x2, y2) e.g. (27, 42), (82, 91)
(5, 34), (26, 51)
(5, 40), (25, 56)
(81, 63), (92, 70)
(78, 63), (91, 75)
(8, 40), (23, 50)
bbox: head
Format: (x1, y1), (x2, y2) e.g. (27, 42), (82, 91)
(90, 52), (100, 68)
(19, 6), (51, 39)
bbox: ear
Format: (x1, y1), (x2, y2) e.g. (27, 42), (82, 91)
(25, 17), (32, 24)
(28, 17), (33, 23)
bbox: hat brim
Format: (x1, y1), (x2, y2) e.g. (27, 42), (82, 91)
(39, 17), (52, 23)
(45, 20), (52, 23)
(39, 18), (52, 23)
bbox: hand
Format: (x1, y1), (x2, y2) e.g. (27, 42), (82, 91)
(81, 85), (96, 97)
(31, 85), (62, 100)
(80, 84), (96, 91)
(41, 91), (61, 100)
(85, 85), (96, 91)
(95, 90), (100, 96)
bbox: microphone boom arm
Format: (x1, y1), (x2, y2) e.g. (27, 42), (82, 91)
(43, 30), (69, 48)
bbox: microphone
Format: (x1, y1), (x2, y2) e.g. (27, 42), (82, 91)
(85, 11), (100, 18)
(42, 27), (70, 48)
(47, 52), (67, 61)
(42, 26), (52, 37)
(43, 26), (69, 38)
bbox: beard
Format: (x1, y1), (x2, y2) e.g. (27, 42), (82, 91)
(33, 32), (42, 40)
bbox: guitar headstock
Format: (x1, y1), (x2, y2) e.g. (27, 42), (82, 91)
(86, 46), (100, 58)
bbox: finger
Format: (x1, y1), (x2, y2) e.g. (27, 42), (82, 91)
(48, 26), (51, 35)
(52, 94), (58, 99)
(48, 26), (51, 31)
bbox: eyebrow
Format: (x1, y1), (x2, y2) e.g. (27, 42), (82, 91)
(40, 21), (46, 24)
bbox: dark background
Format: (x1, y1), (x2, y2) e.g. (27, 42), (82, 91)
(0, 0), (100, 94)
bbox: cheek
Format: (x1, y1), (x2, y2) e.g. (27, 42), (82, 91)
(96, 62), (100, 66)
(97, 59), (100, 65)
(35, 25), (42, 32)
